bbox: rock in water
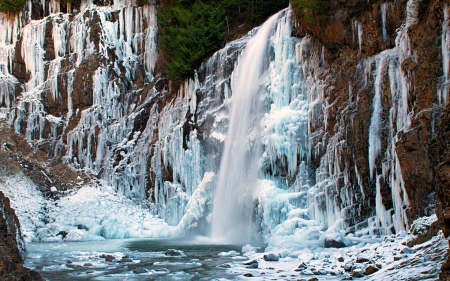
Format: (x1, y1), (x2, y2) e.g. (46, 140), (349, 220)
(243, 260), (258, 265)
(263, 253), (280, 261)
(133, 267), (147, 274)
(217, 263), (232, 268)
(244, 260), (258, 268)
(105, 255), (115, 262)
(165, 249), (182, 256)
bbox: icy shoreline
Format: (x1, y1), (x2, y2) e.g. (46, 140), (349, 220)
(2, 171), (446, 280)
(22, 230), (447, 280)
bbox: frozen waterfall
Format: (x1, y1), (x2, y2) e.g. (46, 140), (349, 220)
(210, 11), (282, 243)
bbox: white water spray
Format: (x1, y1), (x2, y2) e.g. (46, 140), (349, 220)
(210, 12), (281, 243)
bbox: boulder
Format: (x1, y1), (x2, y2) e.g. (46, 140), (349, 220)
(344, 261), (354, 271)
(165, 249), (182, 256)
(133, 267), (147, 274)
(356, 254), (370, 263)
(105, 255), (115, 262)
(400, 247), (412, 254)
(244, 260), (258, 268)
(320, 233), (349, 248)
(263, 253), (280, 261)
(352, 269), (363, 278)
(363, 265), (378, 275)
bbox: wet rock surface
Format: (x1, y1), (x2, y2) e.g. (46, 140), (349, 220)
(0, 191), (43, 281)
(429, 87), (450, 280)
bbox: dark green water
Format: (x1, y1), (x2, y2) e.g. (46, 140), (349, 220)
(24, 238), (265, 280)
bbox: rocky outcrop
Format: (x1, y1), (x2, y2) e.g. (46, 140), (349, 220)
(291, 0), (446, 234)
(429, 100), (450, 280)
(0, 191), (43, 281)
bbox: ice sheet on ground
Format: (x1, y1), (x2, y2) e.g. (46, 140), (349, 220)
(46, 181), (176, 240)
(0, 170), (178, 242)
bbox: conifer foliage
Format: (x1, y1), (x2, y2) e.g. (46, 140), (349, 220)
(159, 0), (289, 80)
(0, 0), (25, 13)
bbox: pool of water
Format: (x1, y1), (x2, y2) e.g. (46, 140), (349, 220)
(24, 238), (265, 280)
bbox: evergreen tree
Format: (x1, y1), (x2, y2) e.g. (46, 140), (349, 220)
(0, 0), (25, 13)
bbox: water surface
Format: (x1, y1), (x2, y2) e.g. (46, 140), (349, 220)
(24, 238), (264, 280)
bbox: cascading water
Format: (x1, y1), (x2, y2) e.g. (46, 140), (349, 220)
(210, 11), (282, 243)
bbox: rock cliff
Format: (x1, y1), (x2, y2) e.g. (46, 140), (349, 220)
(0, 0), (448, 276)
(291, 0), (446, 234)
(0, 191), (43, 281)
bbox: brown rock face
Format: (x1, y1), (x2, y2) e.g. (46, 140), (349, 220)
(0, 191), (43, 281)
(292, 0), (406, 56)
(429, 101), (450, 280)
(291, 0), (445, 234)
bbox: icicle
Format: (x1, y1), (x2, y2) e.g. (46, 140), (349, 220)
(21, 20), (46, 90)
(368, 53), (388, 178)
(47, 59), (62, 100)
(48, 0), (61, 15)
(381, 3), (388, 41)
(366, 0), (417, 233)
(52, 18), (67, 58)
(356, 21), (363, 53)
(439, 4), (450, 105)
(375, 175), (390, 235)
(0, 13), (20, 110)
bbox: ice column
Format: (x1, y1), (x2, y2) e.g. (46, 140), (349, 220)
(368, 53), (388, 178)
(439, 4), (450, 105)
(370, 0), (417, 233)
(21, 21), (46, 91)
(381, 3), (388, 41)
(0, 13), (19, 109)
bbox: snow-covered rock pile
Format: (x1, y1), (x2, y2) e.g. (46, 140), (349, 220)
(0, 170), (177, 242)
(223, 215), (447, 280)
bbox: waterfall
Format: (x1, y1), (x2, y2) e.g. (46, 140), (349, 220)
(210, 11), (282, 243)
